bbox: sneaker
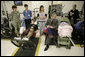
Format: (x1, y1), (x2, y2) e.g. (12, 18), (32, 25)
(14, 37), (21, 41)
(22, 37), (29, 41)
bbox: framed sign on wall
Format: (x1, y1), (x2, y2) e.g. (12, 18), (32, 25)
(14, 1), (23, 6)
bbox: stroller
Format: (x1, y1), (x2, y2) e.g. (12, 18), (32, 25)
(57, 17), (73, 49)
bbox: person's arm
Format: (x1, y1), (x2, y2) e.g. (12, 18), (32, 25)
(9, 12), (13, 21)
(34, 25), (38, 31)
(37, 13), (43, 20)
(41, 14), (47, 19)
(45, 14), (47, 17)
(17, 11), (20, 19)
(23, 11), (25, 17)
(43, 14), (47, 19)
(70, 10), (74, 16)
(30, 11), (32, 18)
(37, 14), (39, 19)
(34, 25), (38, 33)
(75, 10), (80, 18)
(68, 10), (71, 20)
(45, 19), (50, 27)
(52, 19), (58, 29)
(68, 10), (74, 20)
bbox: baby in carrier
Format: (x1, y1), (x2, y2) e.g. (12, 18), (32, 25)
(57, 21), (73, 49)
(58, 21), (73, 37)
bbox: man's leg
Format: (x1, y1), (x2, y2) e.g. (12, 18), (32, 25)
(25, 19), (31, 29)
(17, 22), (21, 36)
(44, 35), (54, 51)
(25, 19), (28, 29)
(13, 23), (19, 37)
(52, 29), (58, 45)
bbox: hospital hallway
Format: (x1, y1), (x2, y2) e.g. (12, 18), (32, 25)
(1, 1), (84, 56)
(1, 35), (84, 56)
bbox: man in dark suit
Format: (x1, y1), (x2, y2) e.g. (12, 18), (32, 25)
(68, 4), (80, 25)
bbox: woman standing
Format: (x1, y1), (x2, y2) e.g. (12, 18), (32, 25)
(37, 5), (47, 20)
(37, 5), (47, 35)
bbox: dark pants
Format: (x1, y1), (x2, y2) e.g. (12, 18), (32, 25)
(45, 28), (58, 45)
(25, 19), (31, 29)
(45, 35), (57, 45)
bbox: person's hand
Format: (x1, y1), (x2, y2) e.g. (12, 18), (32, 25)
(70, 12), (74, 16)
(47, 25), (50, 28)
(35, 30), (38, 33)
(39, 17), (44, 19)
(49, 26), (54, 28)
(31, 26), (34, 29)
(47, 25), (54, 28)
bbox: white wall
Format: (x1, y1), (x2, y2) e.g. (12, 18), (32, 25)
(31, 1), (50, 13)
(4, 1), (14, 14)
(31, 1), (50, 18)
(2, 1), (50, 18)
(52, 1), (84, 13)
(4, 1), (32, 14)
(1, 1), (84, 17)
(62, 1), (84, 13)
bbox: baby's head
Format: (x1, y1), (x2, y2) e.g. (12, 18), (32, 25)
(60, 21), (69, 26)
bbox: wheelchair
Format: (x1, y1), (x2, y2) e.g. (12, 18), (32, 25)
(11, 19), (37, 50)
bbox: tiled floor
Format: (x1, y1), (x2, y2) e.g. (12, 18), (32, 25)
(1, 39), (18, 56)
(37, 35), (84, 56)
(1, 35), (84, 56)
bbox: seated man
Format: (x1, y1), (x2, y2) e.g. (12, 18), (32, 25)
(44, 13), (58, 51)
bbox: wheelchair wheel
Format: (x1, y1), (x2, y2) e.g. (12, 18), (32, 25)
(1, 28), (12, 38)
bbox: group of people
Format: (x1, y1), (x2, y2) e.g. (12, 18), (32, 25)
(9, 4), (47, 37)
(9, 3), (84, 51)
